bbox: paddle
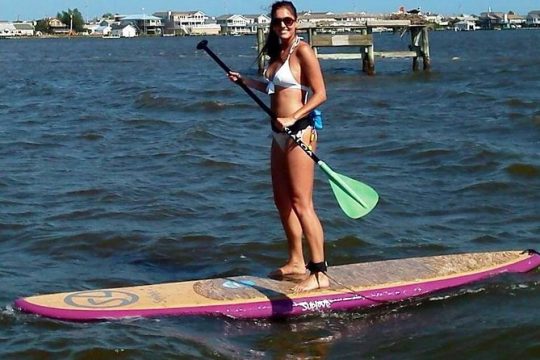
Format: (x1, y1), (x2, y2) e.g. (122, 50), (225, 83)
(196, 40), (379, 218)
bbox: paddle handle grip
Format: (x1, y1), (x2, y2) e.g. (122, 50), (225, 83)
(197, 40), (321, 163)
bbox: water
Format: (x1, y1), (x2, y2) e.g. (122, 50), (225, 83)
(1, 30), (539, 358)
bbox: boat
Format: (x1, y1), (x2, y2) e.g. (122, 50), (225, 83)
(102, 34), (121, 39)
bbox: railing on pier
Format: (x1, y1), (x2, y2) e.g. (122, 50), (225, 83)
(256, 20), (431, 75)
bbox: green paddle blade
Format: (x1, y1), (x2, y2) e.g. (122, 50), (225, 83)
(319, 161), (379, 219)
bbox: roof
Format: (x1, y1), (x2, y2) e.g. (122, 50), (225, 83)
(216, 14), (248, 20)
(121, 14), (161, 21)
(0, 23), (16, 31)
(13, 23), (34, 30)
(154, 11), (205, 16)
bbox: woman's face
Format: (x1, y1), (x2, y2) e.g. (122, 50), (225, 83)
(271, 6), (297, 41)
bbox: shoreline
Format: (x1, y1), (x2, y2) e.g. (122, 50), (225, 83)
(1, 26), (539, 41)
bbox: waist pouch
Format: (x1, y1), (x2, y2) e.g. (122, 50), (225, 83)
(310, 109), (323, 130)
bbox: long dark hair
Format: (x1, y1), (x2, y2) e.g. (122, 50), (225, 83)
(260, 1), (298, 63)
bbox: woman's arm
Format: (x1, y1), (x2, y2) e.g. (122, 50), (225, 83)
(228, 71), (268, 94)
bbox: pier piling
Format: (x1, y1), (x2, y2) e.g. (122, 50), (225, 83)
(256, 20), (430, 75)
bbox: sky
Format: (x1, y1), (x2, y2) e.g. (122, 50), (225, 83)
(0, 0), (537, 21)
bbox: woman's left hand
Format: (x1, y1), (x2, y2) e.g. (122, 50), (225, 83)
(274, 116), (297, 132)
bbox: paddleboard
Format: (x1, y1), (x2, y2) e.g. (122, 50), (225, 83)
(14, 250), (540, 321)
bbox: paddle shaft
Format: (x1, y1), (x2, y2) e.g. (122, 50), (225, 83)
(197, 40), (321, 164)
(197, 40), (379, 216)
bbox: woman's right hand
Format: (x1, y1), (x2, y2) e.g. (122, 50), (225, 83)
(228, 71), (242, 83)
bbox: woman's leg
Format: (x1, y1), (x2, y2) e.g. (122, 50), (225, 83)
(269, 138), (306, 277)
(285, 129), (329, 291)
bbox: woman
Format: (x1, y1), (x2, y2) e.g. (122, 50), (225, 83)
(228, 1), (328, 292)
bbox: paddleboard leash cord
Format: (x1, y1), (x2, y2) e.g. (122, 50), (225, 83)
(327, 249), (540, 304)
(307, 261), (387, 304)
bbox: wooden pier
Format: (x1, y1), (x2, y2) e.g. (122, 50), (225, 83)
(256, 20), (431, 75)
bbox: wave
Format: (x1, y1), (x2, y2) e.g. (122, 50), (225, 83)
(455, 180), (512, 193)
(134, 91), (255, 113)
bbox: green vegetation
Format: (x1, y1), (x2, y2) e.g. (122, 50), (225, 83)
(57, 8), (85, 33)
(34, 19), (50, 33)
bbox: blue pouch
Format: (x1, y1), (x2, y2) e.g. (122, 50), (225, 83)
(310, 109), (323, 130)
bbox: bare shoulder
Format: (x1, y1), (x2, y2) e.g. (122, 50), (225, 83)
(296, 41), (317, 61)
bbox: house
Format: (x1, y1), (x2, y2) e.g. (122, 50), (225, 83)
(297, 11), (383, 28)
(479, 12), (505, 29)
(0, 22), (16, 37)
(13, 22), (35, 36)
(479, 11), (525, 29)
(188, 23), (221, 35)
(117, 14), (163, 35)
(454, 19), (477, 31)
(298, 11), (338, 25)
(453, 15), (479, 31)
(111, 23), (137, 38)
(526, 10), (540, 26)
(216, 14), (250, 35)
(423, 13), (449, 27)
(506, 13), (526, 28)
(154, 10), (220, 35)
(86, 23), (112, 36)
(48, 18), (69, 34)
(244, 14), (271, 33)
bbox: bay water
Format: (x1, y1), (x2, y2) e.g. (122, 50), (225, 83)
(1, 30), (539, 358)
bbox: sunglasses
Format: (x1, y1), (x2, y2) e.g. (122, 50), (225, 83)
(271, 17), (296, 27)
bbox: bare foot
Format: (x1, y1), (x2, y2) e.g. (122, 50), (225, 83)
(291, 272), (329, 292)
(268, 262), (306, 279)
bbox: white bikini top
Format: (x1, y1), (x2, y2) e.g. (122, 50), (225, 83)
(265, 37), (310, 95)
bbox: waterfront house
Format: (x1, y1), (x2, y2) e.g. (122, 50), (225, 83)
(479, 11), (525, 29)
(48, 18), (69, 34)
(454, 15), (479, 31)
(506, 13), (526, 28)
(117, 14), (163, 35)
(480, 12), (506, 29)
(13, 22), (35, 36)
(186, 22), (220, 36)
(244, 14), (271, 33)
(423, 13), (449, 27)
(298, 11), (338, 25)
(86, 21), (112, 36)
(0, 22), (16, 37)
(297, 11), (384, 28)
(154, 10), (220, 35)
(526, 11), (540, 27)
(155, 10), (203, 35)
(216, 14), (250, 35)
(110, 23), (137, 38)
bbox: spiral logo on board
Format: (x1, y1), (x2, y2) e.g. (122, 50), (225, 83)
(64, 290), (139, 308)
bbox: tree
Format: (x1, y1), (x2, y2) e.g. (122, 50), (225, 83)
(57, 8), (85, 33)
(34, 19), (50, 33)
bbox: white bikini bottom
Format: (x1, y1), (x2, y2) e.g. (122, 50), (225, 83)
(272, 126), (316, 151)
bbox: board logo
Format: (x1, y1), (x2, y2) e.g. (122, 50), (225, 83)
(64, 290), (139, 308)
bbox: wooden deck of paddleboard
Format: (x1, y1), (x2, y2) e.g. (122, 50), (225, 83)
(14, 250), (540, 321)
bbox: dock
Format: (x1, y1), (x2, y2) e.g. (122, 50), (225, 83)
(256, 20), (431, 75)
